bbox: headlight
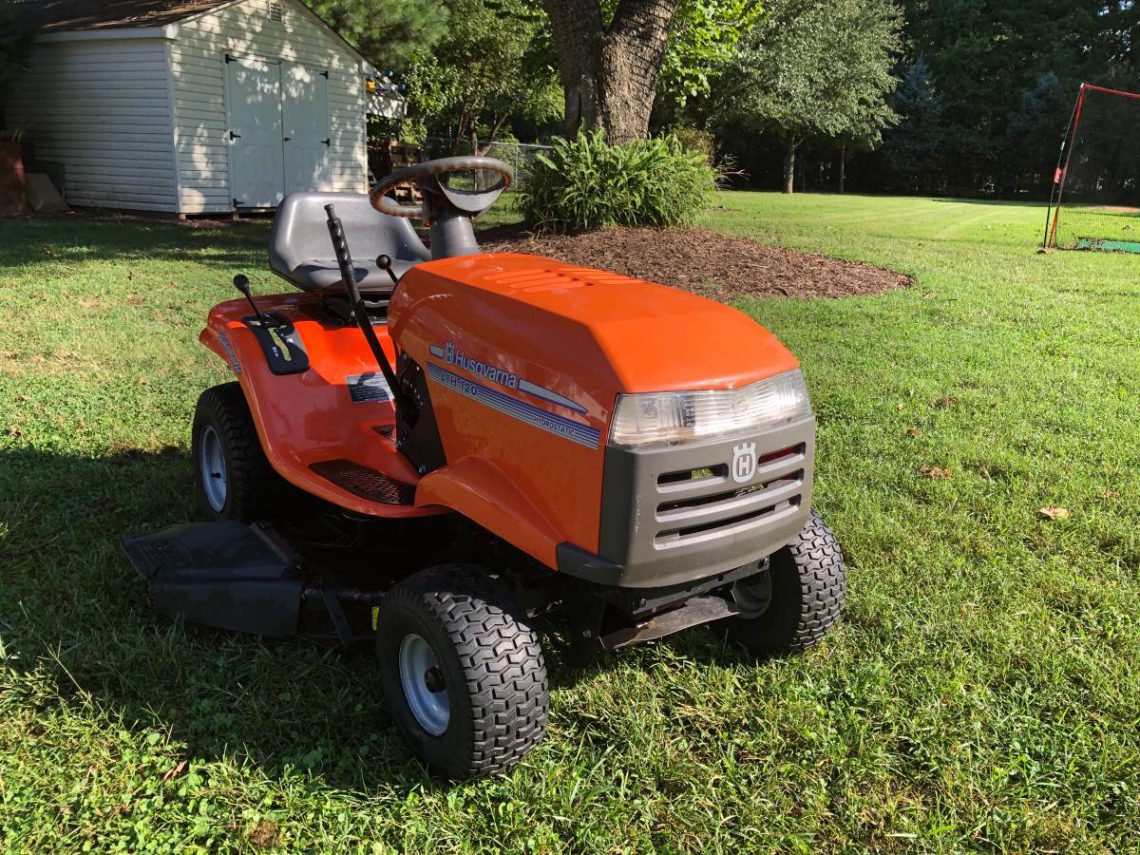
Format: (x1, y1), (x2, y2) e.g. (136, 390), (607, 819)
(608, 369), (811, 448)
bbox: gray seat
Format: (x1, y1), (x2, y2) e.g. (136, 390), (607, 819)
(269, 192), (431, 295)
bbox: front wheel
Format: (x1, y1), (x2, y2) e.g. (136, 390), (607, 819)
(726, 509), (846, 655)
(376, 565), (549, 779)
(191, 383), (282, 521)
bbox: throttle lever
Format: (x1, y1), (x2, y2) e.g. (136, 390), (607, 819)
(232, 274), (269, 327)
(376, 254), (399, 287)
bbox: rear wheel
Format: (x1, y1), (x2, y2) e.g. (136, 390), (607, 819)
(726, 509), (846, 655)
(376, 564), (549, 779)
(191, 382), (281, 521)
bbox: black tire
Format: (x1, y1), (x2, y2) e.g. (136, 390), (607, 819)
(726, 509), (846, 655)
(191, 382), (281, 521)
(376, 564), (549, 779)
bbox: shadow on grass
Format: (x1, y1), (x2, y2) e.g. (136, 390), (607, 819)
(0, 446), (442, 792)
(0, 208), (516, 274)
(0, 214), (271, 271)
(0, 446), (755, 793)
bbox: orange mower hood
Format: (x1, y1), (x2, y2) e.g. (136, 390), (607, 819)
(390, 252), (800, 413)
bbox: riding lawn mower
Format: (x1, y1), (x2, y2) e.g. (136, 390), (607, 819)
(124, 157), (846, 780)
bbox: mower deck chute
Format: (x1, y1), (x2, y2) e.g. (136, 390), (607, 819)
(124, 522), (378, 645)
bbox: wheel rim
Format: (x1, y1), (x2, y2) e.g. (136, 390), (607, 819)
(199, 425), (228, 512)
(398, 633), (450, 736)
(732, 572), (773, 620)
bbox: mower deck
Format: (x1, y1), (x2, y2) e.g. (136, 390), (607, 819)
(124, 521), (380, 645)
(123, 517), (758, 652)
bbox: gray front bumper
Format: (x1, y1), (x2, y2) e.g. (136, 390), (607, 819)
(559, 415), (814, 589)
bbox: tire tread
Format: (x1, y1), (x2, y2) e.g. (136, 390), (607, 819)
(192, 382), (278, 521)
(382, 565), (549, 778)
(728, 509), (846, 655)
(783, 510), (847, 652)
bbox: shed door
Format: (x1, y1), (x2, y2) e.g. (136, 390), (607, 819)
(282, 62), (331, 196)
(226, 55), (285, 208)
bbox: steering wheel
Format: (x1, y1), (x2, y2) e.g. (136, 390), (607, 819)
(370, 156), (513, 221)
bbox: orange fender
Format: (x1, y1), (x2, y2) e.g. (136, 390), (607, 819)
(415, 456), (567, 568)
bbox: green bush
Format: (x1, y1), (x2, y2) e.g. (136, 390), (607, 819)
(520, 129), (720, 233)
(670, 126), (717, 165)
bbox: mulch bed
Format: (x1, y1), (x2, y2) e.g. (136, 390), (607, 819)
(480, 225), (911, 299)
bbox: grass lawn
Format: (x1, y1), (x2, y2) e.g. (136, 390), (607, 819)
(2, 194), (1138, 852)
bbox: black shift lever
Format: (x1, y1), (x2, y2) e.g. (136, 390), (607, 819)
(324, 203), (404, 409)
(233, 274), (270, 327)
(376, 254), (399, 286)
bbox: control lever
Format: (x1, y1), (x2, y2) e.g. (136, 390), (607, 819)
(233, 274), (270, 327)
(376, 254), (399, 287)
(324, 203), (403, 406)
(233, 274), (309, 375)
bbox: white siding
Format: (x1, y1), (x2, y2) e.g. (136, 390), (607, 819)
(6, 39), (179, 213)
(171, 0), (368, 214)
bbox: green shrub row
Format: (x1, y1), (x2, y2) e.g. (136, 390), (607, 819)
(520, 129), (721, 233)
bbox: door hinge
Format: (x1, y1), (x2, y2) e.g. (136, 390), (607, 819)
(319, 70), (329, 79)
(225, 53), (237, 63)
(233, 198), (240, 208)
(322, 138), (330, 146)
(229, 130), (241, 141)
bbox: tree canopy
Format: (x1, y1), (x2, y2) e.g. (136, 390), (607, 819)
(719, 0), (902, 192)
(877, 56), (945, 191)
(873, 0), (1140, 195)
(301, 0), (450, 70)
(646, 0), (763, 108)
(401, 0), (561, 150)
(312, 0), (1140, 198)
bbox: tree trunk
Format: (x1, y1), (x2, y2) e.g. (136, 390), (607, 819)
(782, 139), (797, 194)
(838, 145), (846, 194)
(543, 0), (681, 144)
(542, 0), (602, 137)
(477, 114), (509, 156)
(451, 100), (471, 154)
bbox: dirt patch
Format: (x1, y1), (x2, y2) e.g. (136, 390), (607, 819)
(248, 820), (281, 849)
(480, 225), (910, 299)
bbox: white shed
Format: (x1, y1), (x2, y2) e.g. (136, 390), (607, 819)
(7, 0), (403, 215)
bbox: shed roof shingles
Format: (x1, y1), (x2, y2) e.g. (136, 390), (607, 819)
(21, 0), (235, 32)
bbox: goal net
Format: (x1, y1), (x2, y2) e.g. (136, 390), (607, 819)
(1045, 84), (1140, 252)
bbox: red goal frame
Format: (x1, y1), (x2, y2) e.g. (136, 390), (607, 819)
(1043, 82), (1140, 251)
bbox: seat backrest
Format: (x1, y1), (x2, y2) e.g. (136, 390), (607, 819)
(269, 192), (430, 280)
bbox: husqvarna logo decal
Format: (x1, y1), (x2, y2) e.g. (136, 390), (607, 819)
(732, 441), (758, 483)
(437, 340), (519, 389)
(428, 341), (588, 415)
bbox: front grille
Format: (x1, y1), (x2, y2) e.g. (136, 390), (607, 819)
(309, 459), (415, 505)
(653, 445), (805, 549)
(657, 464), (728, 487)
(597, 419), (815, 588)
